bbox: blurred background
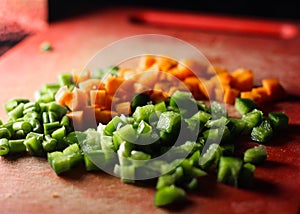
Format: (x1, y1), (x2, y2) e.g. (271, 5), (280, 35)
(1, 0), (299, 57)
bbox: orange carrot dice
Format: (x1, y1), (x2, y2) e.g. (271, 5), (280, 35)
(262, 78), (286, 101)
(230, 68), (254, 91)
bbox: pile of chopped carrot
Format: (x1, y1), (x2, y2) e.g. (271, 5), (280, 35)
(55, 55), (286, 127)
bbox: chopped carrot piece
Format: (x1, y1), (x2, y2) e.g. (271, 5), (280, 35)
(156, 56), (177, 72)
(158, 70), (176, 82)
(134, 83), (152, 94)
(137, 55), (156, 71)
(78, 79), (105, 96)
(214, 88), (224, 102)
(118, 68), (137, 79)
(153, 81), (173, 94)
(150, 90), (169, 104)
(66, 111), (85, 131)
(230, 68), (254, 91)
(251, 87), (270, 103)
(137, 71), (160, 88)
(168, 67), (190, 81)
(72, 68), (91, 84)
(90, 90), (106, 107)
(106, 76), (124, 95)
(176, 63), (195, 79)
(224, 87), (240, 104)
(217, 72), (232, 91)
(65, 88), (88, 111)
(262, 78), (286, 101)
(184, 76), (205, 100)
(95, 109), (118, 124)
(82, 106), (98, 129)
(115, 101), (131, 115)
(198, 79), (210, 99)
(240, 91), (262, 103)
(55, 86), (73, 106)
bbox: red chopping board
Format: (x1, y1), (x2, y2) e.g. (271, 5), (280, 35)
(0, 7), (300, 214)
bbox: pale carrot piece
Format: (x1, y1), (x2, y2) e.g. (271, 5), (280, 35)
(66, 88), (88, 111)
(153, 81), (173, 94)
(158, 70), (173, 82)
(55, 86), (73, 106)
(67, 107), (97, 131)
(72, 68), (91, 84)
(214, 88), (224, 102)
(137, 55), (156, 71)
(230, 68), (254, 91)
(223, 87), (240, 104)
(262, 78), (286, 101)
(134, 83), (152, 94)
(66, 111), (85, 130)
(118, 68), (137, 80)
(137, 71), (160, 88)
(106, 76), (124, 95)
(79, 79), (105, 95)
(115, 101), (131, 115)
(82, 106), (98, 129)
(90, 89), (106, 107)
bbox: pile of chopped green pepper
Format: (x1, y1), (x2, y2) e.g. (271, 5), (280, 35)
(0, 72), (289, 208)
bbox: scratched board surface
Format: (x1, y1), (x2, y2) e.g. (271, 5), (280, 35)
(0, 7), (299, 214)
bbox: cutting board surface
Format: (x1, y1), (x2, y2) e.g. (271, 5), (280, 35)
(0, 7), (300, 214)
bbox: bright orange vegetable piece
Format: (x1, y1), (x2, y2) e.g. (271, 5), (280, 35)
(223, 87), (240, 105)
(106, 76), (124, 95)
(251, 87), (270, 104)
(95, 109), (118, 124)
(198, 79), (210, 99)
(230, 68), (254, 91)
(90, 90), (106, 107)
(55, 86), (73, 106)
(184, 76), (205, 100)
(240, 91), (262, 103)
(137, 55), (156, 71)
(156, 56), (177, 72)
(262, 78), (286, 101)
(217, 72), (232, 91)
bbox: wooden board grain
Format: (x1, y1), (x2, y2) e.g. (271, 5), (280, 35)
(0, 7), (300, 214)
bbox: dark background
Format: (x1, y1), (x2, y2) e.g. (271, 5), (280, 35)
(48, 0), (300, 22)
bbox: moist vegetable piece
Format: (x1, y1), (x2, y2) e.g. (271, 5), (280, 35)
(0, 56), (289, 208)
(244, 145), (267, 164)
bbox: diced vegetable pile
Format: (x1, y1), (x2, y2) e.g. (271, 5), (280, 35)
(0, 55), (289, 207)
